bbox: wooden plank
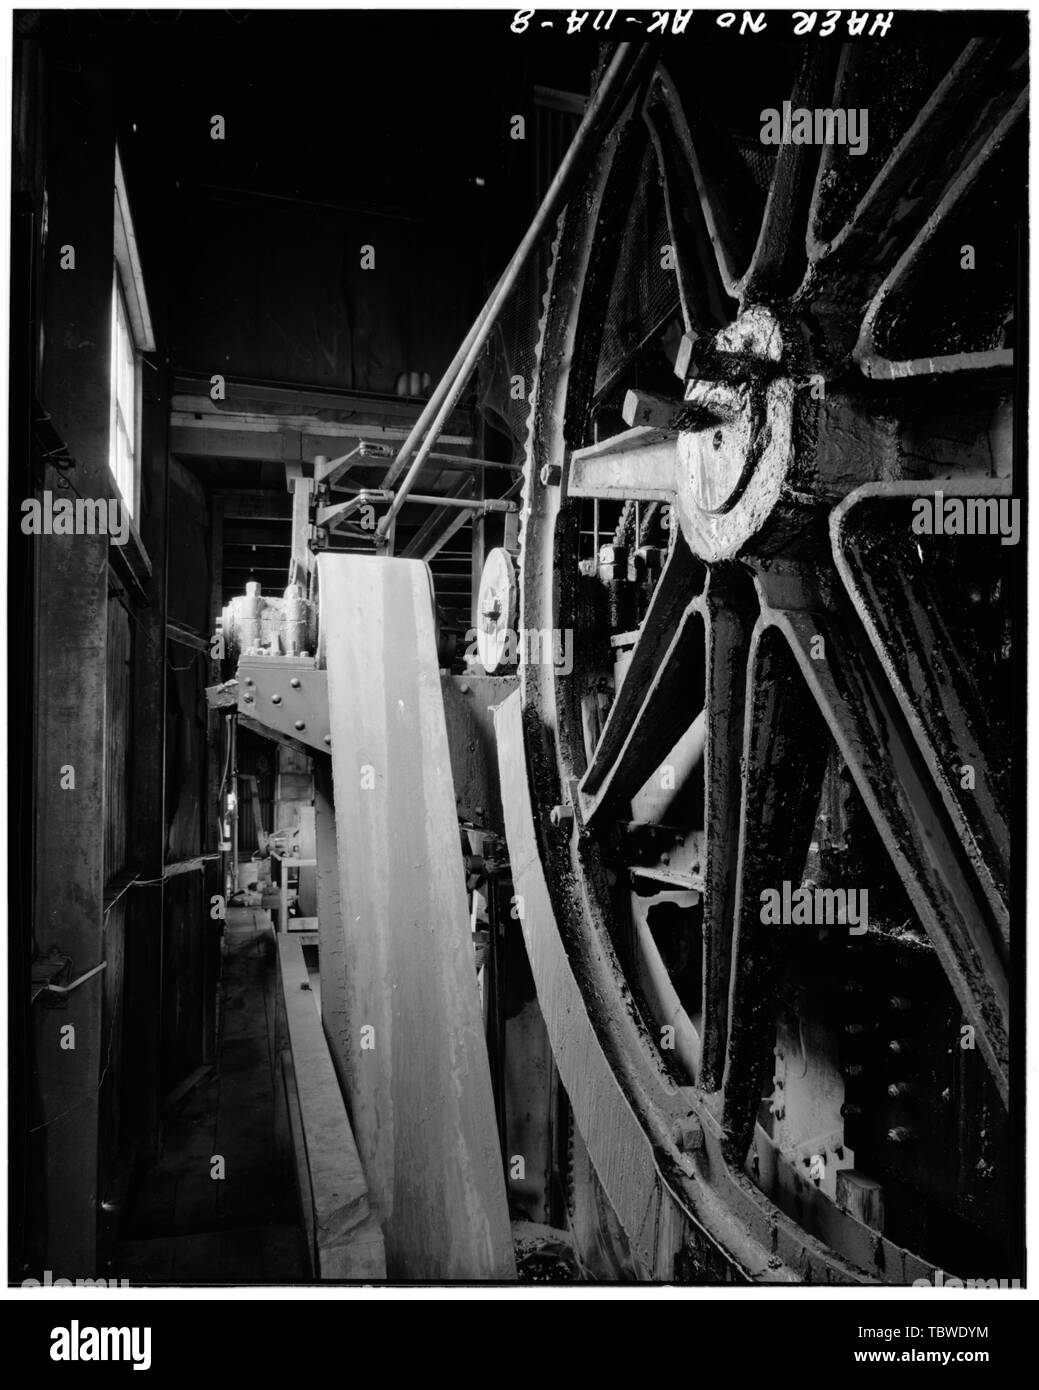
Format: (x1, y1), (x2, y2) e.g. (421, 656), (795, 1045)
(163, 856), (216, 879)
(172, 398), (472, 447)
(170, 423), (296, 464)
(297, 805), (317, 916)
(168, 620), (209, 652)
(313, 760), (350, 1101)
(288, 476), (315, 588)
(279, 1050), (315, 1274)
(319, 553), (515, 1279)
(277, 935), (386, 1279)
(173, 377), (472, 433)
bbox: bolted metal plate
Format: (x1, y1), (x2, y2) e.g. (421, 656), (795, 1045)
(236, 658), (330, 754)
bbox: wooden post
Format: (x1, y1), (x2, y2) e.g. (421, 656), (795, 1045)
(276, 935), (386, 1278)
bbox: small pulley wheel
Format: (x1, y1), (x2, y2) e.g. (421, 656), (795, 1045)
(475, 547), (518, 673)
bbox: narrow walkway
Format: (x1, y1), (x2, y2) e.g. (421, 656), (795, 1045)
(114, 908), (307, 1284)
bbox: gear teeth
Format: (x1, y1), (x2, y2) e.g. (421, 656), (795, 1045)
(517, 217), (566, 676)
(565, 1105), (577, 1222)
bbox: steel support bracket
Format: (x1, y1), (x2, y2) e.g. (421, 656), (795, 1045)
(236, 658), (331, 754)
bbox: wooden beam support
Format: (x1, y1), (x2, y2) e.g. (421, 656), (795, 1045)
(173, 376), (472, 434)
(277, 934), (385, 1278)
(288, 475), (315, 588)
(319, 554), (514, 1279)
(168, 620), (209, 652)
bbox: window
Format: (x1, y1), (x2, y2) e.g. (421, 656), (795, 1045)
(109, 147), (155, 518)
(109, 271), (137, 510)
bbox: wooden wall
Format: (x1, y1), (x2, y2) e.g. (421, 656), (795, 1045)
(9, 17), (214, 1278)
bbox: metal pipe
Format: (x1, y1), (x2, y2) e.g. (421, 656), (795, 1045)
(319, 491), (515, 538)
(376, 43), (653, 542)
(319, 445), (520, 490)
(41, 960), (108, 996)
(405, 494), (516, 513)
(317, 490), (393, 529)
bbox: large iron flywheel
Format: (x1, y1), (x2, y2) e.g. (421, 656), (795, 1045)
(512, 37), (1022, 1282)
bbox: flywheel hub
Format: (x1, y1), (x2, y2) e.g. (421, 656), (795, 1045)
(674, 306), (796, 562)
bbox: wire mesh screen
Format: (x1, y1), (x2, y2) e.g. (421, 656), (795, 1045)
(476, 252), (546, 455)
(594, 143), (680, 398)
(476, 98), (582, 458)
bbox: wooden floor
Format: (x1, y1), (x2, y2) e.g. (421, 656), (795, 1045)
(113, 908), (308, 1284)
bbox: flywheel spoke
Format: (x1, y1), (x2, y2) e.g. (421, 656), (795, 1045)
(804, 39), (1026, 344)
(578, 551), (705, 829)
(718, 618), (831, 1162)
(753, 560), (1009, 1106)
(698, 563), (758, 1093)
(644, 71), (735, 337)
(852, 86), (1025, 377)
(735, 45), (840, 303)
(831, 484), (1011, 912)
(647, 69), (760, 305)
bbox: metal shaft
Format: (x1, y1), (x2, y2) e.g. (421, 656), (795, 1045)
(376, 42), (653, 543)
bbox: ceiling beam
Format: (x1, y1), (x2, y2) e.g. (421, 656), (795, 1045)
(219, 490), (293, 521)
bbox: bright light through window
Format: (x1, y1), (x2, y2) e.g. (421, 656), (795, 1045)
(109, 269), (137, 515)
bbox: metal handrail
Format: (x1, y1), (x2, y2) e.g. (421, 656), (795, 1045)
(375, 43), (654, 547)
